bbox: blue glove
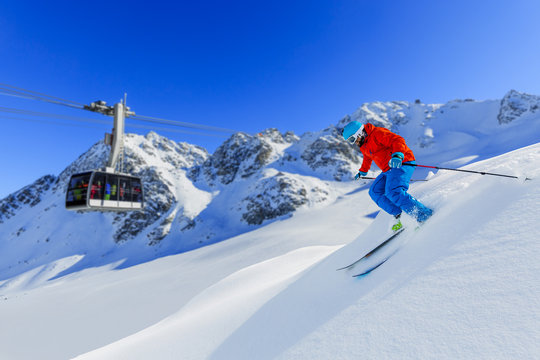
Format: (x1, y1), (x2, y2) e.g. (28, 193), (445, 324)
(388, 152), (404, 169)
(354, 171), (368, 180)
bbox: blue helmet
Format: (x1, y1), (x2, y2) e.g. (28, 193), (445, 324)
(342, 121), (365, 144)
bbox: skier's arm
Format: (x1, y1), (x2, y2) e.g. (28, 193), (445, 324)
(359, 154), (372, 173)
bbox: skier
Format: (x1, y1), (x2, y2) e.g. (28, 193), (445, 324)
(342, 121), (433, 231)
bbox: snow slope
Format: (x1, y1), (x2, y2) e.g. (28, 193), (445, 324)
(1, 143), (538, 360)
(0, 179), (377, 360)
(210, 145), (540, 360)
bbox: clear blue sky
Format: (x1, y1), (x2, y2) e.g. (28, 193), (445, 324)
(1, 0), (540, 198)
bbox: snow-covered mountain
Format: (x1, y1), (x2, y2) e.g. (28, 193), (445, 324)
(2, 89), (540, 276)
(0, 120), (365, 279)
(0, 89), (539, 359)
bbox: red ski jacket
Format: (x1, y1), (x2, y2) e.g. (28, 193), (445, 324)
(358, 123), (415, 173)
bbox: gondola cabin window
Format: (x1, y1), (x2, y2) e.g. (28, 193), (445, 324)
(66, 172), (92, 208)
(66, 171), (144, 211)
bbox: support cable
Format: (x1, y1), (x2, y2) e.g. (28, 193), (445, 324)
(0, 83), (84, 110)
(0, 106), (106, 123)
(130, 114), (238, 134)
(0, 83), (241, 136)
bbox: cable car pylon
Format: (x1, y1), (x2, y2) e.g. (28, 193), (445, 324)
(65, 97), (145, 212)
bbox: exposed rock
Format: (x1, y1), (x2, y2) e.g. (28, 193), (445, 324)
(497, 90), (540, 124)
(299, 127), (361, 181)
(0, 175), (56, 223)
(240, 172), (329, 225)
(192, 129), (297, 186)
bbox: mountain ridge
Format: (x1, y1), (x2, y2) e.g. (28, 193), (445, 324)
(1, 89), (539, 282)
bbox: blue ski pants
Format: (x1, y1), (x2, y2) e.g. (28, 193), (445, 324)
(368, 162), (433, 222)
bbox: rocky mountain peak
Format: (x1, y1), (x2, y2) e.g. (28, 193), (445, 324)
(497, 89), (540, 124)
(191, 129), (299, 187)
(346, 100), (411, 130)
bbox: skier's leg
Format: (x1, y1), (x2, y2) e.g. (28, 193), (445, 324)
(385, 163), (433, 222)
(369, 173), (402, 216)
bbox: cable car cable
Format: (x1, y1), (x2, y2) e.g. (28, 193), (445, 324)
(0, 83), (85, 108)
(0, 115), (110, 130)
(0, 106), (107, 123)
(127, 122), (229, 137)
(0, 83), (242, 136)
(0, 89), (84, 110)
(0, 112), (228, 138)
(129, 114), (238, 134)
(0, 108), (231, 137)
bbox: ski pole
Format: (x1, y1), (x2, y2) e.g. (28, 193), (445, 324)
(358, 176), (428, 182)
(403, 163), (531, 180)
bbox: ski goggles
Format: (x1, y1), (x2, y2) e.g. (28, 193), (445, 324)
(346, 127), (365, 144)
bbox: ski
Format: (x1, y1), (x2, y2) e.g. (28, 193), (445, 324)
(352, 257), (390, 277)
(336, 228), (405, 271)
(352, 222), (432, 277)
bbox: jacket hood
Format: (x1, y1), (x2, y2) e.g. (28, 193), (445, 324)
(363, 123), (375, 134)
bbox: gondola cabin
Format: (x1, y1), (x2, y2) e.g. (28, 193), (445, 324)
(66, 171), (144, 211)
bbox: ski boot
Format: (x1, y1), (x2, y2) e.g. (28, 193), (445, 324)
(392, 213), (403, 233)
